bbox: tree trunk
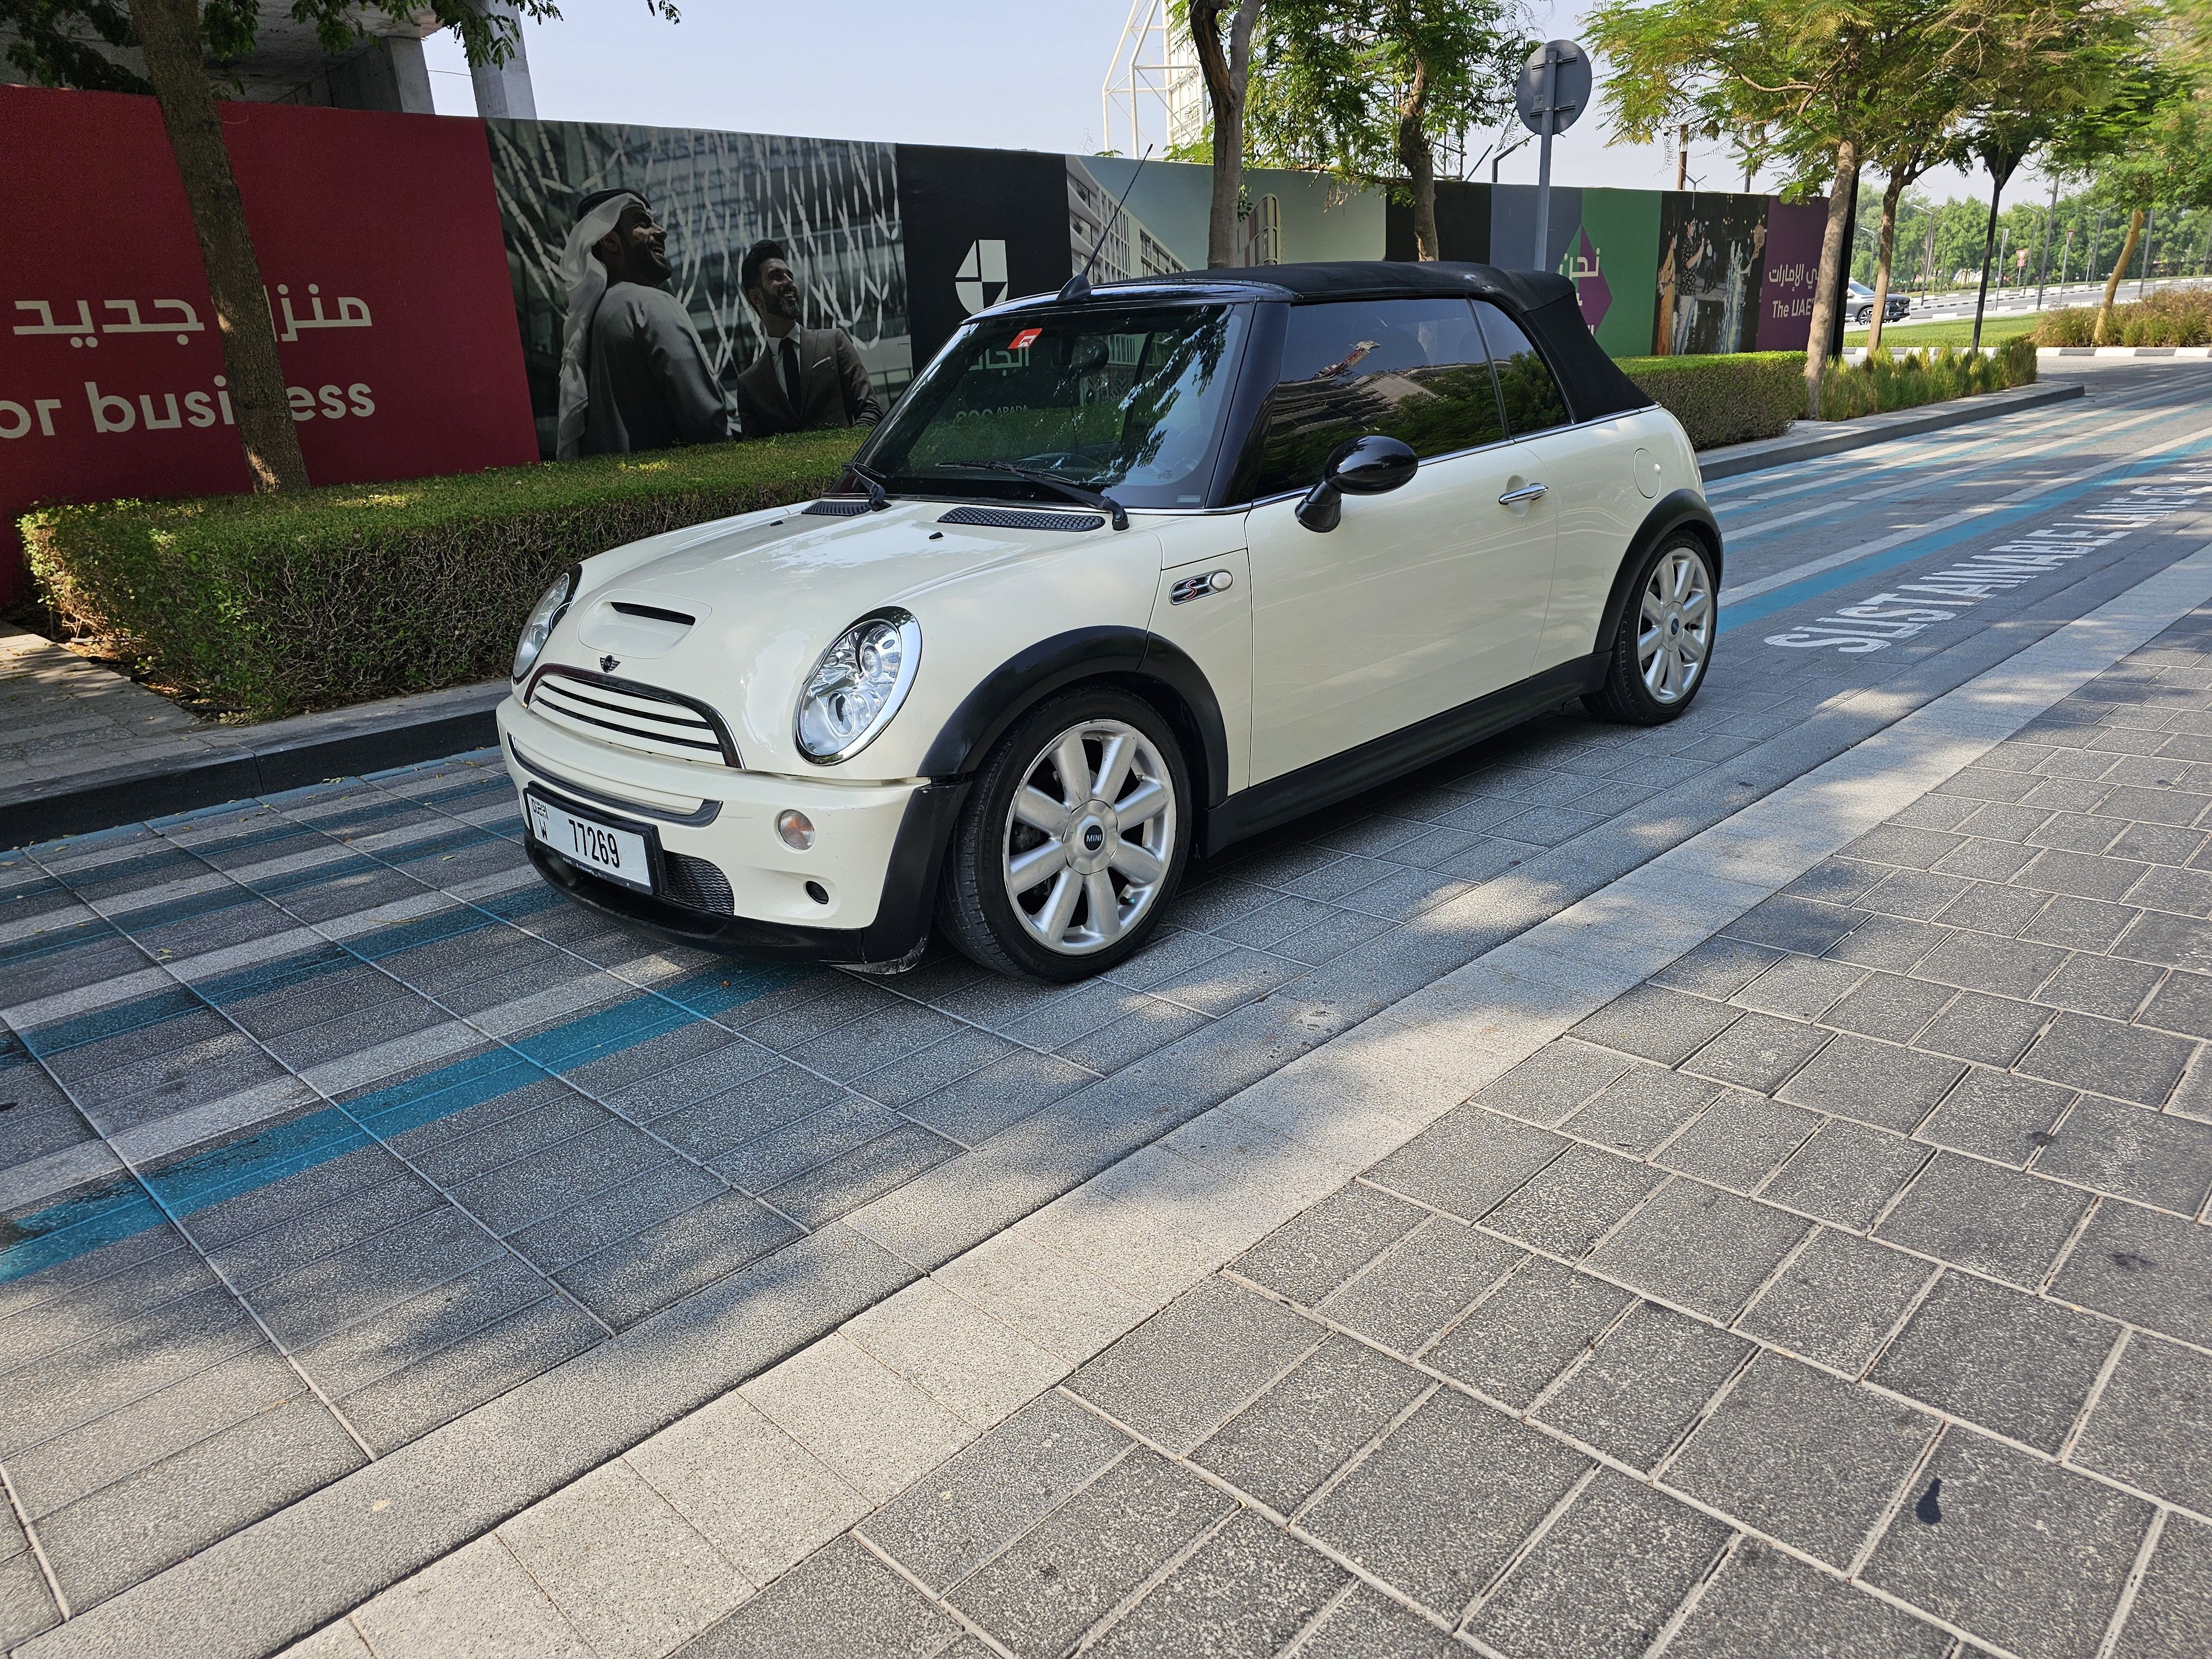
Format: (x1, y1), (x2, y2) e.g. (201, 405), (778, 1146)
(1191, 0), (1261, 268)
(2098, 208), (2143, 341)
(1396, 58), (1437, 260)
(131, 0), (308, 493)
(1968, 176), (2005, 351)
(1867, 166), (1908, 353)
(1804, 138), (1859, 418)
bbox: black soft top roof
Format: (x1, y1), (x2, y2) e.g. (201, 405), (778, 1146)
(1019, 260), (1654, 424)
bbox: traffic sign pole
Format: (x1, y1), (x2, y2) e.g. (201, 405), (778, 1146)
(1532, 49), (1556, 269)
(1514, 40), (1589, 274)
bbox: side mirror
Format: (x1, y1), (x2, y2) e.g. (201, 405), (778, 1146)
(1296, 434), (1418, 532)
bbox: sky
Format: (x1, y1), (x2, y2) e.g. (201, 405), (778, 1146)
(420, 0), (2025, 208)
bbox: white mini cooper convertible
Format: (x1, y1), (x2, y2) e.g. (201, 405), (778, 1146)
(500, 262), (1719, 981)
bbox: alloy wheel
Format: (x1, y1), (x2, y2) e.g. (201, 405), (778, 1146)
(1001, 718), (1177, 955)
(1637, 547), (1713, 705)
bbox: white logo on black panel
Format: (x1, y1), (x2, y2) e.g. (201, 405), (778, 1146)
(956, 241), (1008, 315)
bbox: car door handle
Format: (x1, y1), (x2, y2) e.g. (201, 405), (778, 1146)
(1498, 482), (1548, 505)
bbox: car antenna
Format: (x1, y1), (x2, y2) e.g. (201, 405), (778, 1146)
(1058, 147), (1151, 303)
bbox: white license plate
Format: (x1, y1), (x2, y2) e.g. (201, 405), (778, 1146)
(530, 795), (653, 891)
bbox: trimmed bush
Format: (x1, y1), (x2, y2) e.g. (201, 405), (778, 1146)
(1618, 352), (1808, 448)
(2037, 286), (2212, 347)
(22, 431), (861, 720)
(1817, 335), (2037, 419)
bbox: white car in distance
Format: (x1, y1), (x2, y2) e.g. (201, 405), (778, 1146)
(500, 262), (1720, 981)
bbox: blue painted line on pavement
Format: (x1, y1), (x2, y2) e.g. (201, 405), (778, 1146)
(0, 960), (805, 1285)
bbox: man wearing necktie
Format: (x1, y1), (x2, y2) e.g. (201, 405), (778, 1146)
(734, 239), (883, 440)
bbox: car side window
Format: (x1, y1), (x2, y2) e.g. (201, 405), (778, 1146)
(1472, 301), (1571, 436)
(1238, 298), (1507, 498)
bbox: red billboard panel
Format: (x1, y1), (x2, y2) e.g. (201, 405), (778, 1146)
(0, 87), (537, 602)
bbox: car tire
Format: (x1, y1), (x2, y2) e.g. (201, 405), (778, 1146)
(1584, 534), (1718, 726)
(937, 686), (1192, 982)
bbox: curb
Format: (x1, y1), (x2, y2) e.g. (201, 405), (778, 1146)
(2, 681), (508, 850)
(2042, 345), (2212, 358)
(1698, 379), (2085, 481)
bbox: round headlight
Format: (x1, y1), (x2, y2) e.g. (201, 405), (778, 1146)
(794, 610), (921, 763)
(513, 566), (580, 682)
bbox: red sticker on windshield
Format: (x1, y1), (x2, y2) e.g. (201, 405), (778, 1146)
(1008, 327), (1042, 351)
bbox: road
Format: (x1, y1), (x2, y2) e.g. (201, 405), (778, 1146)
(4, 358), (2212, 1658)
(1879, 274), (2211, 327)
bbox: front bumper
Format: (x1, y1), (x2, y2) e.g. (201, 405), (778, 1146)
(497, 696), (964, 968)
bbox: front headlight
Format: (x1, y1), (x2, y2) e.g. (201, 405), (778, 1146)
(513, 565), (580, 682)
(794, 609), (921, 763)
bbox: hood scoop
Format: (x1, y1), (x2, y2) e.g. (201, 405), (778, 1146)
(938, 505), (1106, 532)
(802, 498), (872, 517)
(575, 593), (706, 659)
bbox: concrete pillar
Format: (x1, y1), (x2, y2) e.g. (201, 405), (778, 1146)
(326, 36), (436, 113)
(467, 0), (538, 118)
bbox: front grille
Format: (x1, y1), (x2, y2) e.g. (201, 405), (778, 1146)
(661, 851), (734, 914)
(938, 505), (1105, 532)
(526, 669), (737, 766)
(801, 498), (871, 517)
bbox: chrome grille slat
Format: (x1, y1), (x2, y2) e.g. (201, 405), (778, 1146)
(526, 669), (738, 767)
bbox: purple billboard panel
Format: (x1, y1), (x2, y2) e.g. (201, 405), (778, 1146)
(1755, 199), (1829, 351)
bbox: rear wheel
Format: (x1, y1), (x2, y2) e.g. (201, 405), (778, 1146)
(1584, 535), (1717, 725)
(937, 687), (1190, 981)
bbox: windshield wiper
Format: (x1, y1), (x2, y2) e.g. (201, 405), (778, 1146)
(842, 459), (891, 512)
(932, 462), (1129, 531)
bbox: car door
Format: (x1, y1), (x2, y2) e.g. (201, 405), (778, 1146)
(1242, 296), (1557, 786)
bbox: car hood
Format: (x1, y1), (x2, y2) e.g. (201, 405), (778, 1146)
(526, 498), (1167, 778)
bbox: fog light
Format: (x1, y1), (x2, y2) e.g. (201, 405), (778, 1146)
(805, 880), (830, 905)
(776, 809), (815, 851)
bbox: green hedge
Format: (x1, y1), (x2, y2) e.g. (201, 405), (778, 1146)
(2038, 287), (2212, 346)
(1618, 352), (1809, 448)
(1817, 335), (2037, 419)
(22, 431), (861, 720)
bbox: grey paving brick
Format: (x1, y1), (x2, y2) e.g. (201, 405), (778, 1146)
(2072, 1333), (2212, 1514)
(2035, 1094), (2212, 1213)
(1731, 954), (1865, 1020)
(1860, 868), (1975, 921)
(1481, 1144), (1666, 1259)
(2111, 1512), (2212, 1659)
(36, 1391), (365, 1612)
(507, 1159), (726, 1273)
(2052, 1196), (2212, 1347)
(1068, 1276), (1318, 1454)
(1914, 1069), (2074, 1167)
(1568, 984), (1740, 1066)
(2018, 1013), (2197, 1108)
(1656, 1091), (1820, 1192)
(337, 1290), (604, 1453)
(1091, 1510), (1343, 1659)
(450, 1119), (676, 1238)
(293, 1251), (553, 1398)
(1651, 936), (1788, 1000)
(1721, 895), (1860, 956)
(1776, 1033), (1964, 1134)
(1192, 1334), (1426, 1513)
(1562, 1064), (1718, 1156)
(649, 1065), (848, 1161)
(1740, 1227), (1935, 1377)
(554, 1189), (801, 1329)
(1666, 1353), (1936, 1570)
(1931, 837), (2042, 881)
(1664, 1537), (1950, 1659)
(1820, 972), (1953, 1043)
(1296, 1583), (1456, 1657)
(1865, 1429), (2153, 1659)
(2116, 909), (2212, 972)
(1844, 825), (1966, 872)
(1823, 912), (1942, 972)
(1317, 1216), (1523, 1354)
(1234, 1181), (1427, 1306)
(1058, 999), (1209, 1072)
(1870, 1271), (2114, 1451)
(0, 1243), (218, 1373)
(1584, 1178), (1809, 1322)
(1430, 1258), (1635, 1410)
(1302, 1389), (1587, 1618)
(1913, 989), (2055, 1066)
(1364, 1106), (1567, 1222)
(1468, 1470), (1730, 1659)
(1759, 1120), (1930, 1231)
(243, 1203), (507, 1349)
(1913, 930), (2068, 998)
(1876, 1150), (2094, 1288)
(2018, 847), (2153, 904)
(2128, 863), (2212, 916)
(2110, 822), (2210, 867)
(2039, 953), (2166, 1020)
(946, 1448), (1232, 1658)
(1939, 878), (2059, 937)
(859, 1390), (1131, 1592)
(1536, 1300), (1751, 1471)
(1471, 1039), (1633, 1126)
(1683, 1011), (1831, 1093)
(2142, 969), (2212, 1037)
(685, 1533), (959, 1658)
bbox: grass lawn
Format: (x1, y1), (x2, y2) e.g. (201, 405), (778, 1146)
(1842, 312), (2043, 349)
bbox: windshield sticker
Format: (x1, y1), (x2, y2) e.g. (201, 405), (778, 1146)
(1763, 467), (2212, 654)
(1008, 327), (1042, 352)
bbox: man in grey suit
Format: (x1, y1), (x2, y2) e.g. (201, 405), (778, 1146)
(734, 239), (883, 439)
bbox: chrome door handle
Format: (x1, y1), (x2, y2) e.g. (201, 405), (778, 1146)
(1498, 482), (1548, 505)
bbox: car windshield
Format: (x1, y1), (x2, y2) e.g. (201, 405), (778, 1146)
(859, 304), (1248, 510)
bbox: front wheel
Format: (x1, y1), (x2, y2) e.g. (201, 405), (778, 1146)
(1584, 535), (1717, 726)
(937, 687), (1191, 981)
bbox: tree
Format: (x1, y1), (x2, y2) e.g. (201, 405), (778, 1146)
(2, 1), (675, 493)
(1245, 0), (1529, 260)
(1180, 0), (1265, 267)
(2048, 68), (2212, 335)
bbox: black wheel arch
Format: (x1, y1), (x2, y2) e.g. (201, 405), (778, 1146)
(1591, 491), (1724, 664)
(917, 626), (1230, 814)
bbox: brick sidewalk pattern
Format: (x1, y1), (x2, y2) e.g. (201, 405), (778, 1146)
(609, 613), (2212, 1657)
